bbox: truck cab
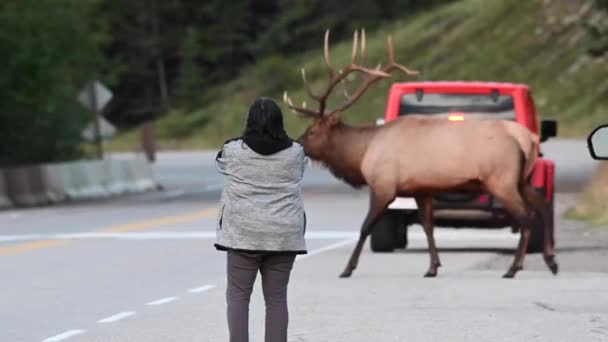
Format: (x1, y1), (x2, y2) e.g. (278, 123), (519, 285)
(371, 81), (557, 253)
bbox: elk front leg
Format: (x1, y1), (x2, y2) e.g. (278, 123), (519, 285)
(339, 192), (392, 278)
(504, 220), (531, 278)
(415, 196), (441, 277)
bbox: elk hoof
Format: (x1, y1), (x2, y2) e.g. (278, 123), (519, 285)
(424, 271), (437, 278)
(544, 255), (559, 275)
(339, 270), (352, 278)
(502, 266), (522, 278)
(549, 262), (559, 275)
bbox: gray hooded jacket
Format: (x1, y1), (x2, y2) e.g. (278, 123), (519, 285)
(214, 139), (308, 254)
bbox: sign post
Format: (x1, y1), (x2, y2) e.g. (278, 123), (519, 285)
(141, 121), (156, 162)
(89, 82), (103, 159)
(78, 80), (113, 159)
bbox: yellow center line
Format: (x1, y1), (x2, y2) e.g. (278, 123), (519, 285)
(103, 207), (218, 233)
(0, 240), (68, 257)
(0, 206), (218, 257)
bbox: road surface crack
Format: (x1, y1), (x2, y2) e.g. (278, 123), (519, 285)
(590, 316), (608, 338)
(534, 301), (557, 312)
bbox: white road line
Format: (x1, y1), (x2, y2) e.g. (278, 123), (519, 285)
(97, 311), (136, 323)
(42, 329), (86, 341)
(0, 229), (519, 242)
(0, 234), (39, 242)
(297, 239), (357, 261)
(188, 284), (216, 294)
(146, 296), (179, 306)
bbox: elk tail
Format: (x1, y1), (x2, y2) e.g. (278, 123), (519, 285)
(518, 148), (530, 191)
(523, 133), (540, 181)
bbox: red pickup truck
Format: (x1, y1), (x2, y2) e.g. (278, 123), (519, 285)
(371, 81), (557, 253)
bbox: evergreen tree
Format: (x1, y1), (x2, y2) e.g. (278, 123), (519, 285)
(176, 26), (205, 111)
(0, 0), (107, 166)
(583, 0), (608, 57)
(198, 0), (253, 79)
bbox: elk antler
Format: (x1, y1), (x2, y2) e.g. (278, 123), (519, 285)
(283, 28), (419, 118)
(327, 34), (421, 116)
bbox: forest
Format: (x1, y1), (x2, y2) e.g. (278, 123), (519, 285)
(0, 0), (606, 165)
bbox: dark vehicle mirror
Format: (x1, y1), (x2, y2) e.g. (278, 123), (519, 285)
(540, 120), (557, 142)
(587, 124), (608, 160)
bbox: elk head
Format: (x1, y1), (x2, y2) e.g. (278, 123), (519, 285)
(283, 28), (419, 160)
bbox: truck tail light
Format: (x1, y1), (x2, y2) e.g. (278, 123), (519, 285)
(448, 113), (465, 121)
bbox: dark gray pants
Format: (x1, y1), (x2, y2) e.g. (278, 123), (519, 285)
(226, 250), (296, 342)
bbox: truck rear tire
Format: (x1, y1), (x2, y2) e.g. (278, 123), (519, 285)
(395, 224), (408, 249)
(370, 211), (397, 252)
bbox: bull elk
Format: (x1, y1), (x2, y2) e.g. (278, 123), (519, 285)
(283, 29), (558, 279)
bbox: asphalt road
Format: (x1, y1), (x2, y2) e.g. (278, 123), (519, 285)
(113, 137), (599, 194)
(1, 138), (606, 342)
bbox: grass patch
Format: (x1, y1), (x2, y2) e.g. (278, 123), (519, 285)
(103, 129), (140, 152)
(107, 0), (608, 151)
(565, 161), (608, 226)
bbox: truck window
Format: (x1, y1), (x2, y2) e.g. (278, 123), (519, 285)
(399, 93), (516, 120)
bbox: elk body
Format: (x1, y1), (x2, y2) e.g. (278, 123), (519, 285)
(284, 29), (558, 279)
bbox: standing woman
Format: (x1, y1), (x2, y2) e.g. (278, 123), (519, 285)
(214, 97), (308, 342)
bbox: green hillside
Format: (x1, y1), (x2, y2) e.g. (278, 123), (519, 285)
(107, 0), (608, 151)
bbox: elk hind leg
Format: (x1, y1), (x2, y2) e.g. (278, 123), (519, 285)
(522, 184), (558, 275)
(415, 196), (441, 277)
(492, 185), (534, 278)
(339, 191), (393, 278)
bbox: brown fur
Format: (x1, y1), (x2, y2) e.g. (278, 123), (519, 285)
(297, 114), (557, 279)
(285, 29), (557, 279)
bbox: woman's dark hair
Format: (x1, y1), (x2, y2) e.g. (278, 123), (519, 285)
(243, 97), (289, 140)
